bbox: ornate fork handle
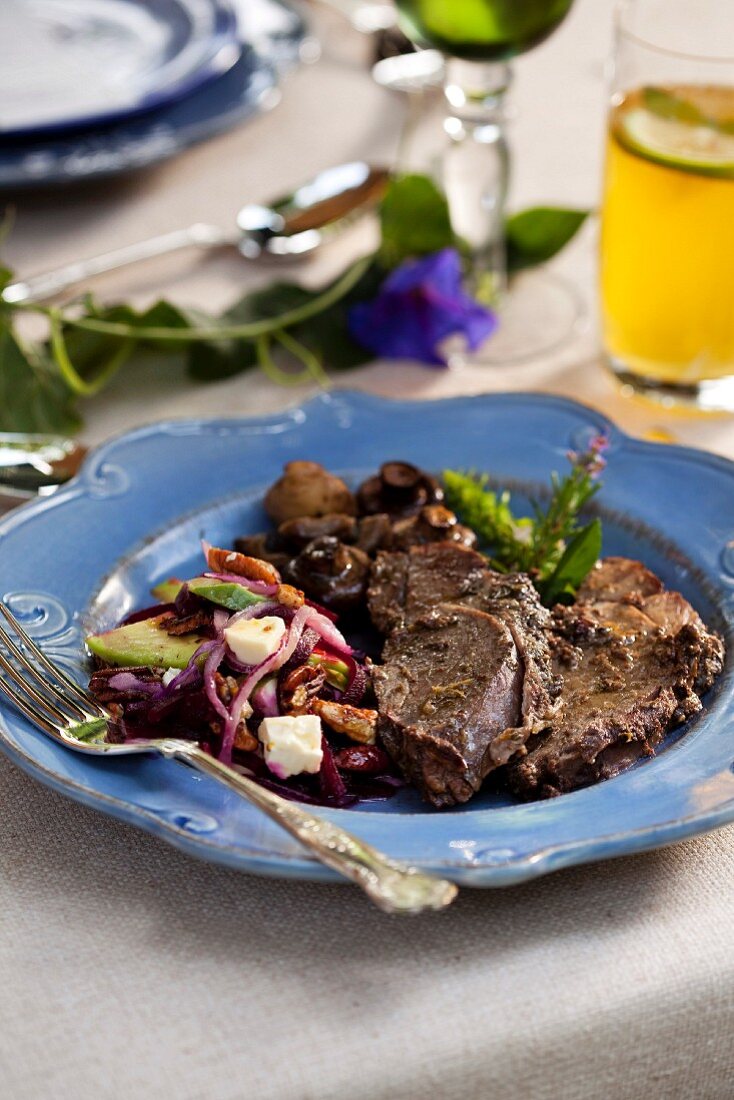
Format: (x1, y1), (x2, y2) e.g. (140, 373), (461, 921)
(0, 602), (456, 914)
(163, 739), (457, 914)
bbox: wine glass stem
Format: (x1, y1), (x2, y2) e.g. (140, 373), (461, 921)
(442, 58), (512, 304)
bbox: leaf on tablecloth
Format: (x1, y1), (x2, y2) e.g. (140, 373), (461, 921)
(379, 174), (454, 269)
(506, 207), (590, 272)
(0, 325), (80, 434)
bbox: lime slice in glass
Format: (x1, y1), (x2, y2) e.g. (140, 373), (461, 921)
(619, 107), (734, 177)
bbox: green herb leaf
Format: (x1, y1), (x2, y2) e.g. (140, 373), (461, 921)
(186, 282), (311, 381)
(186, 336), (258, 381)
(183, 305), (257, 381)
(444, 439), (606, 604)
(0, 266), (14, 296)
(0, 325), (80, 433)
(291, 259), (382, 369)
(442, 469), (534, 572)
(135, 300), (194, 352)
(539, 518), (602, 606)
(379, 174), (454, 269)
(506, 207), (589, 272)
(52, 303), (139, 395)
(529, 460), (603, 581)
(189, 261), (383, 380)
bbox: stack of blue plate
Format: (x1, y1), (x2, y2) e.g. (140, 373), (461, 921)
(0, 0), (306, 189)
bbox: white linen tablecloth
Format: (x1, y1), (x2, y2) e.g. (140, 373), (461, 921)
(1, 2), (733, 1097)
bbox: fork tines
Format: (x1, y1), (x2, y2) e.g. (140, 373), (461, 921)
(0, 602), (105, 734)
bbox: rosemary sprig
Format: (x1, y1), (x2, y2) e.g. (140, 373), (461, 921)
(443, 436), (608, 603)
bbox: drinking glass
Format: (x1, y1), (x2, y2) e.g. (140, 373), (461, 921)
(601, 0), (734, 411)
(393, 0), (578, 362)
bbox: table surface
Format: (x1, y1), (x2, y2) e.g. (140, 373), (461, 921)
(1, 2), (733, 1098)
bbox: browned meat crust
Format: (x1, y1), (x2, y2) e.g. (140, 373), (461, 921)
(369, 544), (561, 806)
(373, 603), (525, 807)
(507, 559), (725, 799)
(370, 549), (724, 807)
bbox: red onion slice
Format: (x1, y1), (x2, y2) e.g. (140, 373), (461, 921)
(107, 671), (161, 695)
(302, 607), (353, 658)
(220, 603), (313, 762)
(203, 643), (229, 721)
(251, 675), (279, 718)
(203, 571), (279, 597)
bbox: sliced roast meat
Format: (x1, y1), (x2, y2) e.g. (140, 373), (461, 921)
(368, 551), (410, 635)
(369, 543), (488, 633)
(373, 603), (526, 807)
(507, 558), (725, 799)
(576, 555), (663, 603)
(369, 542), (560, 727)
(469, 568), (562, 732)
(369, 543), (561, 805)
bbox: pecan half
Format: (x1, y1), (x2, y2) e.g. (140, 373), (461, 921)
(311, 699), (378, 745)
(205, 545), (281, 585)
(280, 664), (326, 714)
(276, 583), (305, 610)
(233, 725), (258, 753)
(165, 610), (211, 636)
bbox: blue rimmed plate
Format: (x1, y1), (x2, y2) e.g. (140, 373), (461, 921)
(0, 0), (240, 137)
(0, 0), (306, 189)
(0, 392), (732, 887)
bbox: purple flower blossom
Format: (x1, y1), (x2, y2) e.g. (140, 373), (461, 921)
(348, 248), (497, 367)
(566, 434), (609, 480)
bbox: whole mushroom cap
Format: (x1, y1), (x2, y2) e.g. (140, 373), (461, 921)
(286, 537), (371, 614)
(264, 461), (356, 525)
(356, 461), (443, 519)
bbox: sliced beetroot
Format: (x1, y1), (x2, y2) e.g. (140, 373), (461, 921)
(339, 658), (368, 706)
(318, 736), (352, 806)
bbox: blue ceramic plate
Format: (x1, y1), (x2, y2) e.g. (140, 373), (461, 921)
(0, 0), (239, 137)
(1, 392), (733, 887)
(0, 0), (306, 189)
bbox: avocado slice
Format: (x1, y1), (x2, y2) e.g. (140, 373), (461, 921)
(308, 653), (349, 691)
(187, 577), (266, 612)
(149, 576), (266, 613)
(86, 614), (206, 669)
(150, 578), (183, 603)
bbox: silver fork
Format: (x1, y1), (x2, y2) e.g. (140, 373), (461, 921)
(0, 604), (457, 914)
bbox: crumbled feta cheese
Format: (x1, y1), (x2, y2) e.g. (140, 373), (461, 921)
(162, 667), (179, 687)
(258, 715), (323, 779)
(224, 616), (286, 666)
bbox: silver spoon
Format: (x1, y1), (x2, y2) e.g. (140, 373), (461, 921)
(0, 433), (87, 503)
(2, 161), (389, 306)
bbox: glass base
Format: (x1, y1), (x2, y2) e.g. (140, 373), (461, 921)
(459, 269), (584, 365)
(607, 357), (734, 413)
(371, 49), (444, 92)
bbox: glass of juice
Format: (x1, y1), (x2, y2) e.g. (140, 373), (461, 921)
(393, 0), (577, 362)
(601, 0), (734, 411)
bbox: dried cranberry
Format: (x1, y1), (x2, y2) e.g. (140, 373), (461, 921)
(333, 745), (391, 774)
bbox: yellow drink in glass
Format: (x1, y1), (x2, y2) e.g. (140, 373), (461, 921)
(601, 86), (734, 390)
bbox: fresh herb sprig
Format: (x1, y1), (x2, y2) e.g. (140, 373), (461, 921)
(443, 436), (607, 605)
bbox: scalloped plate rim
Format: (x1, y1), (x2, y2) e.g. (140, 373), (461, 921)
(0, 389), (732, 889)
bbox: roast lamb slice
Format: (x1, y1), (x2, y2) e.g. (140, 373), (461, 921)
(373, 603), (526, 807)
(369, 543), (560, 726)
(369, 543), (561, 805)
(575, 555), (663, 602)
(507, 558), (725, 799)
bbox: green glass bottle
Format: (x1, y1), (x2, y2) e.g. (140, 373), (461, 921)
(395, 0), (574, 61)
